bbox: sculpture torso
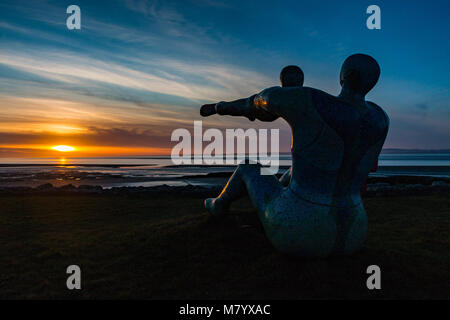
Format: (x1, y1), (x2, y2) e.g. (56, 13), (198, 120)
(290, 88), (389, 207)
(256, 86), (389, 207)
(254, 86), (389, 256)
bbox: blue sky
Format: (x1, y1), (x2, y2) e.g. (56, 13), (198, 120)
(0, 0), (449, 156)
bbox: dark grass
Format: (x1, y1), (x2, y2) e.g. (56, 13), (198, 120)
(0, 193), (449, 299)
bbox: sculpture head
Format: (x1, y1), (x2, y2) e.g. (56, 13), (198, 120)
(339, 54), (380, 96)
(280, 65), (304, 87)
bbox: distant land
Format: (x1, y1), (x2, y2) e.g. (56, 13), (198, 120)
(275, 149), (450, 156)
(380, 149), (450, 154)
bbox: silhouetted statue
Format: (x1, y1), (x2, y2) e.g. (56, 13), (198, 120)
(201, 65), (303, 185)
(278, 65), (304, 186)
(200, 54), (389, 257)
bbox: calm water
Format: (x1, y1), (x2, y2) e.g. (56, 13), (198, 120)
(0, 153), (449, 187)
(1, 153), (450, 166)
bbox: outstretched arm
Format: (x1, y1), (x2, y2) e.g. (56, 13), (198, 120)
(200, 95), (258, 121)
(200, 88), (282, 122)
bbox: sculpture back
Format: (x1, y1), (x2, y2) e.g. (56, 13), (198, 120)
(289, 88), (389, 207)
(312, 90), (389, 203)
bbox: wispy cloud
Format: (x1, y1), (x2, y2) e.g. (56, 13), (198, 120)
(0, 47), (272, 99)
(0, 0), (449, 154)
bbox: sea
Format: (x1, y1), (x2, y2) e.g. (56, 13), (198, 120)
(0, 152), (449, 188)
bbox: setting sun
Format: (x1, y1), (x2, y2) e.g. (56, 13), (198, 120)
(51, 145), (76, 152)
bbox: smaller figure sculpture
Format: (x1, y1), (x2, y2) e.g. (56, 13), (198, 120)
(202, 65), (304, 186)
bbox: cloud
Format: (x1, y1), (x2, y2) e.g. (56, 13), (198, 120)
(0, 126), (168, 148)
(0, 46), (272, 104)
(0, 120), (292, 155)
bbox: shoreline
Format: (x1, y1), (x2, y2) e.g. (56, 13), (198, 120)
(0, 165), (449, 189)
(0, 175), (449, 197)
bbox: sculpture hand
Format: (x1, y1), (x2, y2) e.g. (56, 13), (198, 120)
(201, 99), (254, 119)
(200, 103), (217, 117)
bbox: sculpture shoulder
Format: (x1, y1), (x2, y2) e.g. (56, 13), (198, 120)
(257, 86), (314, 106)
(366, 101), (390, 130)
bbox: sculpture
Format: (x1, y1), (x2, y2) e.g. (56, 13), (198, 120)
(200, 54), (389, 257)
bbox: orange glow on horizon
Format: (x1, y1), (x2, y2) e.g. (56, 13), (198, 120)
(51, 145), (76, 152)
(0, 144), (172, 157)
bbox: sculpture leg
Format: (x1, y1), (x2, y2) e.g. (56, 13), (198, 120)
(205, 163), (282, 216)
(279, 167), (292, 187)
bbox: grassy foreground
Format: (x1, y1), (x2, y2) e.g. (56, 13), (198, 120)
(0, 193), (449, 299)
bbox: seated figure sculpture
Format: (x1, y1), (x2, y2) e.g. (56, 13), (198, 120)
(200, 54), (389, 258)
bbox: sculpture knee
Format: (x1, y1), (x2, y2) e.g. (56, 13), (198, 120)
(236, 162), (261, 177)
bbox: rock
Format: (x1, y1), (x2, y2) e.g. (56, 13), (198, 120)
(1, 178), (449, 197)
(78, 185), (103, 193)
(36, 183), (54, 190)
(366, 182), (391, 193)
(59, 184), (76, 191)
(432, 181), (450, 187)
(369, 182), (391, 187)
(403, 184), (425, 191)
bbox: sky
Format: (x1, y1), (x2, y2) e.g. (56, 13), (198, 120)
(0, 0), (449, 157)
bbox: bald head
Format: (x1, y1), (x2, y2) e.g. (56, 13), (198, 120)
(280, 65), (304, 87)
(340, 54), (380, 96)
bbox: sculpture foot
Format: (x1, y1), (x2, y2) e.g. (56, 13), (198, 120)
(204, 197), (229, 216)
